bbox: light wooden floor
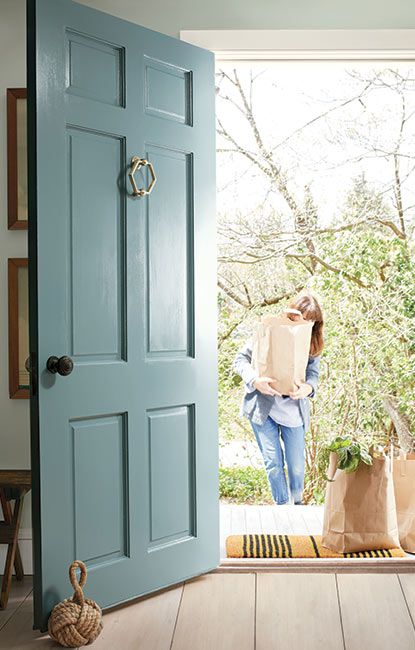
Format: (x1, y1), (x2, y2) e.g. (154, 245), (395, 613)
(220, 503), (324, 557)
(1, 572), (415, 649)
(1, 505), (414, 648)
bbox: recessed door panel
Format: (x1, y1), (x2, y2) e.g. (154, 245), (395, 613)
(146, 146), (194, 357)
(67, 127), (126, 361)
(144, 57), (192, 124)
(147, 405), (196, 549)
(70, 413), (128, 565)
(66, 30), (125, 106)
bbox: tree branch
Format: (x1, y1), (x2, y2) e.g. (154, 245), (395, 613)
(382, 396), (414, 452)
(218, 279), (250, 308)
(287, 253), (369, 288)
(373, 216), (406, 239)
(218, 279), (304, 312)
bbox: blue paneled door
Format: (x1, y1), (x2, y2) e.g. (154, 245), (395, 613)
(27, 0), (218, 631)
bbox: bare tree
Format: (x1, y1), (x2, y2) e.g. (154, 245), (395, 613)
(216, 67), (415, 321)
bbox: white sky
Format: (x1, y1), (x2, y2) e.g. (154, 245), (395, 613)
(215, 62), (415, 229)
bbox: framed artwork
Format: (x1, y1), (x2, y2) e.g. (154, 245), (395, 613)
(7, 88), (28, 230)
(8, 258), (29, 399)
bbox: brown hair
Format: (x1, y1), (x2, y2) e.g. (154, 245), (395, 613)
(289, 293), (324, 357)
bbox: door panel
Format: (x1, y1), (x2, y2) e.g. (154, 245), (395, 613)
(144, 57), (192, 124)
(147, 405), (196, 547)
(65, 30), (125, 107)
(146, 146), (194, 356)
(28, 0), (217, 630)
(70, 413), (128, 564)
(67, 127), (126, 360)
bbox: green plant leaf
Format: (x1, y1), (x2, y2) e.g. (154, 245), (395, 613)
(344, 455), (360, 473)
(360, 448), (373, 465)
(320, 435), (374, 478)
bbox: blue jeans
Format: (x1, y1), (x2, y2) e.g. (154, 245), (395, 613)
(251, 417), (305, 505)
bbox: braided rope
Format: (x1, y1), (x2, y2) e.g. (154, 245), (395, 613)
(48, 560), (103, 648)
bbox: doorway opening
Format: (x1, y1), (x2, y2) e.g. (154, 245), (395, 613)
(214, 59), (415, 559)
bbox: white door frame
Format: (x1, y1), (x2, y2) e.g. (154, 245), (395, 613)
(180, 28), (415, 571)
(180, 28), (415, 61)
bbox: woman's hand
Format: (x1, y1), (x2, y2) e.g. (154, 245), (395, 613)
(289, 382), (313, 400)
(253, 377), (281, 396)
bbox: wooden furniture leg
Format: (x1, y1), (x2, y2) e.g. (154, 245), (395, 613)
(0, 471), (31, 610)
(0, 491), (23, 580)
(0, 493), (25, 609)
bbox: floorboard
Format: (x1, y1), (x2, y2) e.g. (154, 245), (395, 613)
(398, 573), (415, 628)
(220, 505), (232, 558)
(171, 573), (255, 650)
(295, 504), (322, 535)
(256, 573), (344, 650)
(220, 504), (329, 554)
(0, 577), (32, 632)
(284, 505), (309, 535)
(1, 572), (415, 648)
(258, 505), (277, 533)
(230, 505), (246, 535)
(337, 574), (415, 650)
(272, 505), (294, 534)
(91, 584), (183, 650)
(244, 506), (262, 533)
(0, 595), (52, 649)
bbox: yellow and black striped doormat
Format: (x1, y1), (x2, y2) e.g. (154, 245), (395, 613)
(226, 534), (406, 559)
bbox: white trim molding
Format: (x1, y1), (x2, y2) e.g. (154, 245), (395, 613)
(180, 29), (415, 61)
(216, 557), (415, 572)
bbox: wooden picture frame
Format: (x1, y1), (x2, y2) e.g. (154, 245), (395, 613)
(8, 258), (29, 399)
(7, 88), (28, 230)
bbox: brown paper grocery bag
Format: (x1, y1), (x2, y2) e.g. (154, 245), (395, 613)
(251, 311), (313, 395)
(322, 452), (400, 553)
(394, 453), (415, 553)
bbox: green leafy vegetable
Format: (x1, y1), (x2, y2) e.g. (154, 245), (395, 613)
(318, 435), (373, 479)
(328, 436), (373, 473)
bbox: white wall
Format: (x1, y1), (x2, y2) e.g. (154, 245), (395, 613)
(0, 0), (32, 572)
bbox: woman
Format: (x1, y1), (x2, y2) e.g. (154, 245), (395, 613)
(233, 293), (324, 505)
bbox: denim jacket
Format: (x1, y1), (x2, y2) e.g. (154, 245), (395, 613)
(233, 341), (320, 430)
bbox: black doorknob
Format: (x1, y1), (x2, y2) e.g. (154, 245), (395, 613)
(46, 355), (74, 376)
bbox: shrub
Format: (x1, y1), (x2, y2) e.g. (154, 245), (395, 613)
(219, 466), (273, 504)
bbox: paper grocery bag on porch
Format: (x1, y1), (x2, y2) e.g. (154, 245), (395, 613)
(322, 452), (400, 553)
(251, 310), (313, 395)
(393, 453), (415, 553)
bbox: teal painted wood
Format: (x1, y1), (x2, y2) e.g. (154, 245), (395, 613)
(27, 0), (218, 631)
